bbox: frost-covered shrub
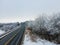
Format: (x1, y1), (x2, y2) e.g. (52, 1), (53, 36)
(27, 13), (60, 43)
(27, 13), (60, 35)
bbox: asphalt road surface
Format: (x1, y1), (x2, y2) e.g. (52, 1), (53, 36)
(0, 25), (25, 45)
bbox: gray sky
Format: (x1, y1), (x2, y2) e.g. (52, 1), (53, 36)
(0, 0), (60, 23)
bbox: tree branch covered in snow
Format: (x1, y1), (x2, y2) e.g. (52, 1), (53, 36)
(27, 13), (60, 44)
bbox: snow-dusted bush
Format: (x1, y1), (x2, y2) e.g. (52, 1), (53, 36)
(27, 15), (49, 34)
(27, 13), (60, 43)
(46, 13), (60, 35)
(27, 13), (60, 35)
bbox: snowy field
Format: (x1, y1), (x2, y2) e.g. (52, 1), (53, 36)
(0, 30), (5, 35)
(22, 30), (58, 45)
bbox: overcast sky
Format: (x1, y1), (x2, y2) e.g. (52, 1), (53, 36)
(0, 0), (60, 23)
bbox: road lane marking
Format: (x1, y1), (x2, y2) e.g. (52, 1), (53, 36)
(4, 32), (18, 45)
(0, 26), (21, 40)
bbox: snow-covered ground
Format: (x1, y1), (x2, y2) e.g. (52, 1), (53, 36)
(22, 30), (57, 45)
(0, 30), (5, 35)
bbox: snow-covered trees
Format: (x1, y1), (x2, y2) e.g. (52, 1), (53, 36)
(46, 13), (60, 35)
(27, 15), (49, 34)
(0, 22), (20, 31)
(27, 13), (60, 43)
(27, 13), (60, 35)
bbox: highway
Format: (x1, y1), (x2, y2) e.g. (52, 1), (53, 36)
(0, 24), (25, 45)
